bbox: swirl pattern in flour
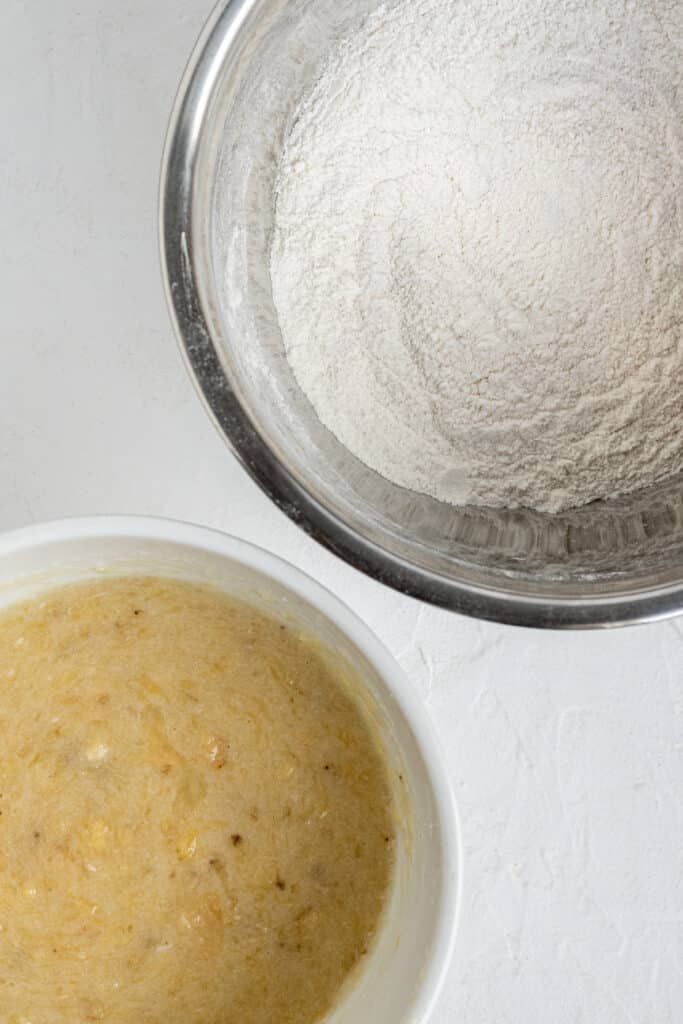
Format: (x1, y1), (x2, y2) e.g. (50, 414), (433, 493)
(271, 0), (683, 513)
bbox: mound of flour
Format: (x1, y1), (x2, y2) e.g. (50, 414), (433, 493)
(270, 0), (683, 513)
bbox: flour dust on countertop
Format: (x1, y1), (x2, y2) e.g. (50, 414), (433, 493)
(270, 0), (683, 514)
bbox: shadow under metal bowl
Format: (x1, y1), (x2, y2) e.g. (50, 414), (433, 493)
(160, 0), (683, 629)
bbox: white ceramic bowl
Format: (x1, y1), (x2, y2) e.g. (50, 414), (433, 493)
(0, 516), (460, 1023)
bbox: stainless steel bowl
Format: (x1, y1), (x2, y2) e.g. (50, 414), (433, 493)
(160, 0), (683, 628)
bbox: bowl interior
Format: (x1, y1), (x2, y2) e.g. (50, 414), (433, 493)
(181, 0), (683, 611)
(0, 521), (457, 1023)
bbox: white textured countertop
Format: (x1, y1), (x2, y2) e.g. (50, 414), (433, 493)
(3, 3), (683, 1021)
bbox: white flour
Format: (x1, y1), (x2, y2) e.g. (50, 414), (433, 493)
(270, 0), (683, 513)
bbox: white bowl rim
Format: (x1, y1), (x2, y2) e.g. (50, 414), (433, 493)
(0, 513), (462, 1022)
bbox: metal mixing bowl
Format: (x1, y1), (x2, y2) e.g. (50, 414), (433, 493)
(160, 0), (683, 628)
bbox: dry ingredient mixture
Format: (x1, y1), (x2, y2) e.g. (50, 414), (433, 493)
(0, 577), (394, 1024)
(271, 0), (683, 513)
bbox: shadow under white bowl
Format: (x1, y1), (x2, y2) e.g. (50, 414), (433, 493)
(160, 0), (683, 628)
(0, 515), (460, 1024)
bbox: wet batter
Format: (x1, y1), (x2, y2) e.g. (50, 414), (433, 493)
(0, 576), (394, 1024)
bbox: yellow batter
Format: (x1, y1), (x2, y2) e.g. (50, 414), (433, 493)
(0, 576), (394, 1024)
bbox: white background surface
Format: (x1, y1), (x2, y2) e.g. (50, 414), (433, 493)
(3, 3), (683, 1021)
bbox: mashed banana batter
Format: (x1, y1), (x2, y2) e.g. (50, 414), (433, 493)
(0, 576), (394, 1024)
